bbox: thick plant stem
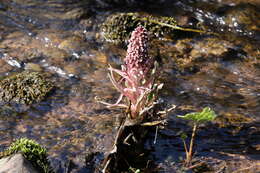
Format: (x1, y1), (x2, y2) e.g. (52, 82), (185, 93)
(186, 123), (198, 166)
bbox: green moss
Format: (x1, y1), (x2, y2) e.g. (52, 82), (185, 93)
(102, 12), (203, 43)
(0, 71), (53, 105)
(0, 138), (52, 173)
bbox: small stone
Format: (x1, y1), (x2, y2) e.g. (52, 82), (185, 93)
(25, 63), (43, 72)
(64, 63), (79, 75)
(46, 48), (69, 64)
(58, 36), (84, 52)
(0, 153), (39, 173)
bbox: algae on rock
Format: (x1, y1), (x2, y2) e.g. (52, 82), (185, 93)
(102, 12), (203, 43)
(0, 71), (53, 105)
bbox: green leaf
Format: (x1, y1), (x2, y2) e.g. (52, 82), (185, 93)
(177, 107), (217, 124)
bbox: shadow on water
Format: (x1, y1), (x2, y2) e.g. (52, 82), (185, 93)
(0, 0), (259, 172)
(145, 120), (260, 172)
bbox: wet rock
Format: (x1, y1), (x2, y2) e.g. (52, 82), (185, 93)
(0, 30), (86, 67)
(0, 71), (53, 105)
(63, 8), (87, 20)
(25, 63), (43, 72)
(0, 153), (39, 173)
(0, 59), (13, 75)
(216, 113), (254, 128)
(190, 37), (232, 58)
(45, 48), (70, 65)
(218, 3), (260, 32)
(58, 36), (85, 52)
(93, 51), (108, 65)
(2, 0), (93, 22)
(43, 8), (86, 20)
(1, 32), (35, 62)
(63, 63), (80, 76)
(157, 35), (254, 74)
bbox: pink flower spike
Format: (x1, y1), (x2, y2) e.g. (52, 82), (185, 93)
(99, 26), (162, 120)
(124, 26), (154, 75)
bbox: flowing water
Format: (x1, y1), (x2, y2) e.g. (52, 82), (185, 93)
(0, 0), (259, 172)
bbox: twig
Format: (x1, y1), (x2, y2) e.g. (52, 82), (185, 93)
(141, 120), (166, 126)
(157, 104), (176, 115)
(123, 133), (133, 145)
(182, 139), (188, 161)
(138, 17), (205, 33)
(95, 95), (128, 109)
(187, 161), (206, 169)
(149, 19), (205, 33)
(153, 125), (158, 144)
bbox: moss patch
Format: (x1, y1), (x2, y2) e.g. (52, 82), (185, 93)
(101, 12), (202, 43)
(0, 71), (53, 104)
(0, 138), (52, 173)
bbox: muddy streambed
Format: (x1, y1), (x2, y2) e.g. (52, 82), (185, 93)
(0, 0), (259, 172)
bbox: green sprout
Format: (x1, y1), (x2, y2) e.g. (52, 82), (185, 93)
(177, 107), (217, 166)
(3, 138), (52, 173)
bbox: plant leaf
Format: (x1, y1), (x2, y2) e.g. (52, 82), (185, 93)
(177, 107), (217, 124)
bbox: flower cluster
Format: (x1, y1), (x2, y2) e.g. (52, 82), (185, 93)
(100, 26), (162, 119)
(124, 26), (153, 78)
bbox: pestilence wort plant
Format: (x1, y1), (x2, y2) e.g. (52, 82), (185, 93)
(98, 26), (163, 120)
(178, 107), (217, 166)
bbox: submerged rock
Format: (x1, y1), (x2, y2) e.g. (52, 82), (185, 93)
(220, 3), (260, 32)
(25, 63), (43, 72)
(0, 153), (39, 173)
(216, 113), (254, 128)
(0, 71), (53, 105)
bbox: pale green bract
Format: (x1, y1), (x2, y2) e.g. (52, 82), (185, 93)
(177, 107), (217, 123)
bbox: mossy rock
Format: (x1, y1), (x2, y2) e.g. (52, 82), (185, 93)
(101, 12), (202, 43)
(0, 71), (53, 105)
(0, 138), (52, 173)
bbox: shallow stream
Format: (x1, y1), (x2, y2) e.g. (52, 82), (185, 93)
(0, 0), (259, 172)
